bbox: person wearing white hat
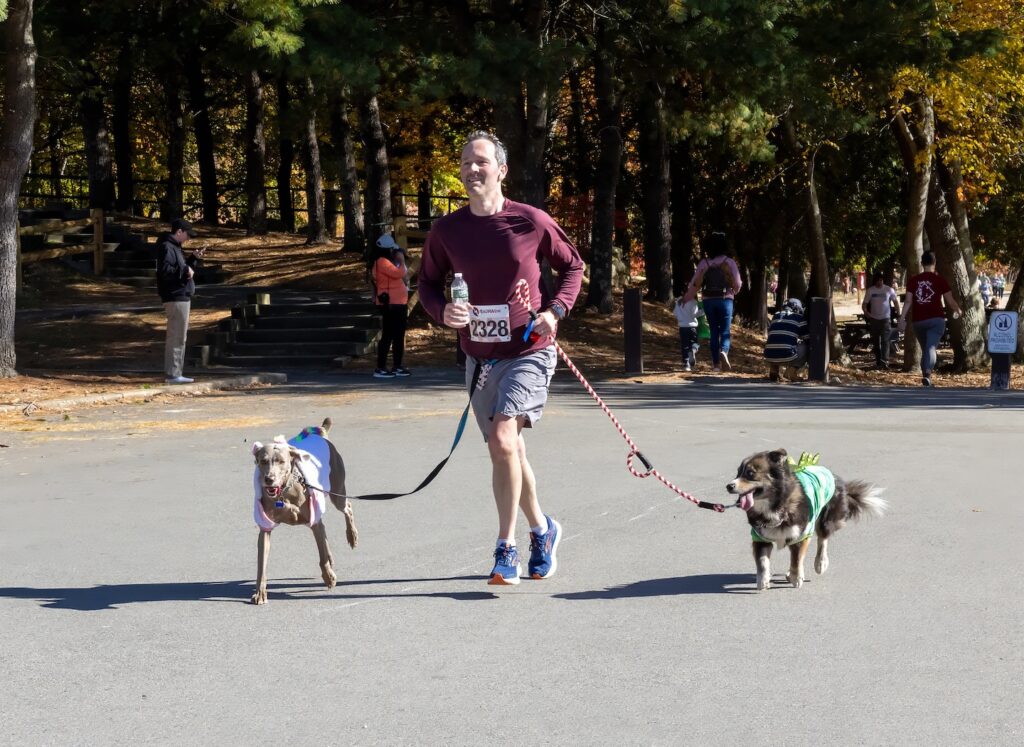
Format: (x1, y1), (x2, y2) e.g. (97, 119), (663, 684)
(372, 233), (410, 378)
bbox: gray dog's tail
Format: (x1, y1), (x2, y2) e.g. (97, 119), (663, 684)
(845, 480), (887, 520)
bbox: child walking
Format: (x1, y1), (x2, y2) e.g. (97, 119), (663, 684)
(673, 294), (704, 372)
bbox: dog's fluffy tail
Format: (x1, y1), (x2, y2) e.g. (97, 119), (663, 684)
(845, 480), (887, 520)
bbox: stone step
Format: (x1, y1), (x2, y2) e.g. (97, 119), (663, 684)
(248, 313), (382, 330)
(213, 352), (349, 367)
(110, 276), (156, 288)
(107, 268), (156, 279)
(235, 327), (376, 344)
(105, 255), (155, 269)
(254, 301), (379, 317)
(222, 340), (375, 357)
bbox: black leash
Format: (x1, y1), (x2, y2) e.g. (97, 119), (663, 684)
(348, 360), (485, 501)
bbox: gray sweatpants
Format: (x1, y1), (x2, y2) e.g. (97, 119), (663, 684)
(164, 301), (191, 378)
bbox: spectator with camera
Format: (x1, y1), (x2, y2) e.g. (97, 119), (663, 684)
(372, 234), (411, 378)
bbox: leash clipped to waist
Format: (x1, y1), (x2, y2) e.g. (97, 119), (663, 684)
(511, 279), (738, 513)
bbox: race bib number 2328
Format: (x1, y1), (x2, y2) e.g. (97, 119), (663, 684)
(468, 304), (511, 343)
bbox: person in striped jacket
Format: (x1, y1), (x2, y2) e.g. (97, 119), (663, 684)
(764, 298), (809, 382)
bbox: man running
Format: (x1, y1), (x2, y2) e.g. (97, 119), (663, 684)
(418, 131), (584, 585)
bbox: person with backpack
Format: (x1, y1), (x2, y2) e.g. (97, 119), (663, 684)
(685, 231), (742, 372)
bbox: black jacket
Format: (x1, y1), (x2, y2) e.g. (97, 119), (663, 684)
(155, 233), (198, 302)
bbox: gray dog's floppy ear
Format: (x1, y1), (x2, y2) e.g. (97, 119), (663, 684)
(288, 445), (310, 462)
(252, 441), (263, 455)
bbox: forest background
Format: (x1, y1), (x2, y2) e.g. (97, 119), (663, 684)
(1, 0), (1024, 381)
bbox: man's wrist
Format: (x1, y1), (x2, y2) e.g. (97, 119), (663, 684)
(547, 300), (567, 321)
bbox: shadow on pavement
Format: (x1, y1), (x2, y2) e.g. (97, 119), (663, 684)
(0, 575), (494, 610)
(553, 573), (757, 599)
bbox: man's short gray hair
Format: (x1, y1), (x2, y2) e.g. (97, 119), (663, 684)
(463, 130), (508, 167)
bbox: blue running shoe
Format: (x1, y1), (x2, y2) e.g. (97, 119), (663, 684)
(528, 516), (562, 579)
(488, 543), (521, 585)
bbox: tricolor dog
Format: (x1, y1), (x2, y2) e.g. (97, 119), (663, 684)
(250, 418), (357, 605)
(726, 449), (885, 591)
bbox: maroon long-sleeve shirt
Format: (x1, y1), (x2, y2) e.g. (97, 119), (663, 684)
(419, 200), (584, 360)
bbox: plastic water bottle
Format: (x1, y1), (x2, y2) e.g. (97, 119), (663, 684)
(451, 272), (469, 306)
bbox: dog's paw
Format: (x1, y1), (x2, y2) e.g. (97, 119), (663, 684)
(321, 564), (337, 590)
(815, 555), (829, 575)
(756, 574), (772, 591)
(787, 571), (804, 588)
(251, 588), (268, 605)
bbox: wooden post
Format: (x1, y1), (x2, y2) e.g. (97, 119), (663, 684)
(808, 296), (830, 382)
(394, 219), (407, 250)
(91, 208), (104, 275)
(624, 286), (644, 374)
(990, 354), (1011, 390)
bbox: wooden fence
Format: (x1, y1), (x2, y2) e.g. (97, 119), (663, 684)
(16, 209), (107, 290)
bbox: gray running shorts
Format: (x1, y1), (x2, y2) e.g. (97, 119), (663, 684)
(465, 347), (558, 441)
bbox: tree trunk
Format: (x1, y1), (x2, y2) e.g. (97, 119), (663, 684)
(637, 86), (672, 302)
(670, 140), (696, 297)
(328, 92), (365, 254)
(490, 0), (550, 209)
(244, 70), (267, 235)
(185, 50), (219, 225)
(80, 70), (116, 211)
(417, 177), (433, 230)
(357, 92), (392, 250)
(891, 97), (932, 371)
(924, 158), (988, 371)
(0, 0), (36, 377)
(564, 66), (591, 196)
(780, 113), (848, 364)
(301, 78), (327, 245)
(162, 72), (185, 220)
(586, 25), (621, 314)
(111, 42), (134, 213)
(276, 76), (295, 232)
(45, 116), (63, 199)
(1005, 259), (1024, 362)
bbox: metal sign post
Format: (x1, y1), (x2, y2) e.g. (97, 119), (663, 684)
(987, 310), (1018, 390)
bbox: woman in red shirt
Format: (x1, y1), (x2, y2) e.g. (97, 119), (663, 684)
(897, 251), (962, 386)
(372, 234), (411, 378)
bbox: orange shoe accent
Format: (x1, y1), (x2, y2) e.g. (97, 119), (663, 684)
(488, 573), (511, 585)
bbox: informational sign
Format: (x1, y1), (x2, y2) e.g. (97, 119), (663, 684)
(988, 311), (1018, 354)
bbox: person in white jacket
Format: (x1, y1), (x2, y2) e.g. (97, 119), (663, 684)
(672, 295), (704, 372)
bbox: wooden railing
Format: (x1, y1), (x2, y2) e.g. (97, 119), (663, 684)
(16, 209), (107, 290)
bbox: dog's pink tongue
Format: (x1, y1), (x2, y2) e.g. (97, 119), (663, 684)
(737, 493), (755, 511)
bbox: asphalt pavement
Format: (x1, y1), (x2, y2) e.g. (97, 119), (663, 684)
(1, 369), (1021, 745)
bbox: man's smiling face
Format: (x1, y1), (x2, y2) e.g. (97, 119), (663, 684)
(460, 139), (507, 201)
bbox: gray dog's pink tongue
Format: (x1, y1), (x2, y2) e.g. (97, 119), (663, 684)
(738, 493), (754, 511)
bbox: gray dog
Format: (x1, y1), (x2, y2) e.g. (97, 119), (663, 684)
(250, 418), (357, 604)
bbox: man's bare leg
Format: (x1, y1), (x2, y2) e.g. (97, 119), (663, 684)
(489, 415), (544, 539)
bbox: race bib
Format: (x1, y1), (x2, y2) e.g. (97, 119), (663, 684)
(468, 304), (511, 343)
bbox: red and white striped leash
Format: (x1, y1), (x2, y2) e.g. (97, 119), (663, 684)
(513, 279), (735, 513)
